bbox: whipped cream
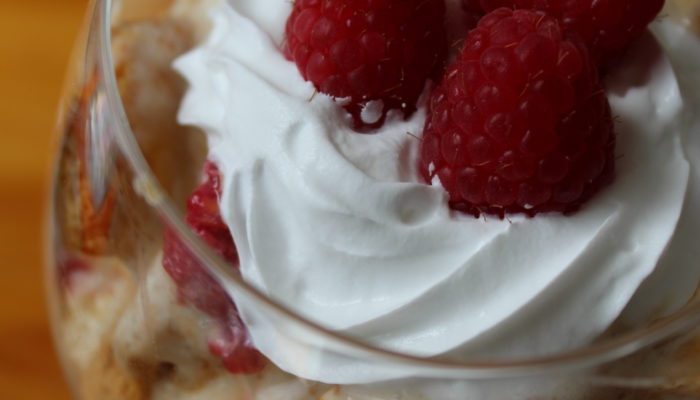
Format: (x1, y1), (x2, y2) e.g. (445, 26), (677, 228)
(175, 0), (700, 384)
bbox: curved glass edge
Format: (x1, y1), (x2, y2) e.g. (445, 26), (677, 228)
(45, 0), (104, 397)
(81, 0), (700, 380)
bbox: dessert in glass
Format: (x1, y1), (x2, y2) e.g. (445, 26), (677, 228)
(47, 0), (700, 399)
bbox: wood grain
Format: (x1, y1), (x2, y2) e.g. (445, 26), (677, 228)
(0, 1), (89, 399)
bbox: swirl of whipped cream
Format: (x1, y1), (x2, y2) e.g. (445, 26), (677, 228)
(175, 0), (700, 384)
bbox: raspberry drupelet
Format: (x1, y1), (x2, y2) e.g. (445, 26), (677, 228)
(419, 8), (615, 218)
(285, 0), (448, 130)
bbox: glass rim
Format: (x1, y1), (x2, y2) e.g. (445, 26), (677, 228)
(92, 0), (700, 379)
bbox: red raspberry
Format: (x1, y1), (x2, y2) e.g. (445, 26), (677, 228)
(418, 8), (615, 218)
(464, 0), (665, 64)
(162, 161), (265, 374)
(285, 0), (448, 130)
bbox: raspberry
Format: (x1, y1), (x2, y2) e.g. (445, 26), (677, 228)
(465, 0), (665, 64)
(285, 0), (448, 130)
(162, 161), (265, 374)
(418, 8), (615, 218)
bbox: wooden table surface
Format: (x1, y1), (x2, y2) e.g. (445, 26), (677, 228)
(0, 1), (89, 398)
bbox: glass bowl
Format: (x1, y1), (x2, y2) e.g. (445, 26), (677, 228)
(47, 0), (700, 399)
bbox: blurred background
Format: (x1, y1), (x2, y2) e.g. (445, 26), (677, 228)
(0, 0), (88, 398)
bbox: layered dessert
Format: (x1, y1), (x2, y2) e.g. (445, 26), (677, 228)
(51, 0), (700, 399)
